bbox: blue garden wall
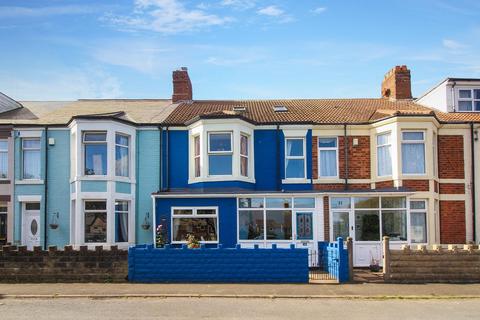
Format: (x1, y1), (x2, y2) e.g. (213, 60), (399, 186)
(155, 197), (237, 248)
(128, 244), (309, 283)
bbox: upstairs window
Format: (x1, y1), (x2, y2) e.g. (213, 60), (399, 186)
(377, 133), (392, 177)
(240, 134), (249, 177)
(0, 140), (7, 179)
(318, 138), (338, 178)
(115, 134), (129, 177)
(458, 89), (480, 112)
(22, 138), (41, 180)
(208, 132), (233, 176)
(83, 132), (107, 176)
(401, 131), (425, 175)
(285, 138), (305, 179)
(194, 135), (201, 177)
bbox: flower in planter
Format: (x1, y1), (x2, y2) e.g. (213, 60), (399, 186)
(186, 234), (200, 249)
(369, 257), (380, 272)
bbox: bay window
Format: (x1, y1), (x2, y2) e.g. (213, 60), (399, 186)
(377, 133), (392, 176)
(22, 138), (41, 180)
(84, 200), (107, 243)
(318, 138), (338, 178)
(401, 131), (425, 174)
(194, 135), (200, 177)
(208, 132), (233, 176)
(172, 207), (218, 242)
(0, 140), (7, 179)
(240, 134), (249, 177)
(410, 200), (427, 243)
(457, 89), (480, 112)
(115, 134), (129, 177)
(83, 132), (107, 176)
(285, 138), (306, 179)
(114, 201), (129, 243)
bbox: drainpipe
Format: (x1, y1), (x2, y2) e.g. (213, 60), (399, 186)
(276, 125), (281, 191)
(470, 122), (476, 243)
(343, 124), (349, 190)
(158, 126), (163, 191)
(165, 127), (170, 191)
(44, 126), (49, 249)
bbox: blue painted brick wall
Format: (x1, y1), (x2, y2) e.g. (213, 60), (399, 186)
(129, 244), (309, 283)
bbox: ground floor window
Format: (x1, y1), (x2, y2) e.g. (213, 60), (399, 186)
(0, 202), (7, 245)
(84, 200), (107, 243)
(171, 207), (218, 243)
(238, 197), (315, 241)
(331, 196), (425, 243)
(115, 201), (129, 243)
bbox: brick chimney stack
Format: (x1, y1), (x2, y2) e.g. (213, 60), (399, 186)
(172, 67), (192, 103)
(381, 65), (412, 100)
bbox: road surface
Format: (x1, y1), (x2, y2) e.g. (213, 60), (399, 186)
(0, 297), (479, 319)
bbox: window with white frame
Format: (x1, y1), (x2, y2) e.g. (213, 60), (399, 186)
(318, 137), (338, 178)
(401, 131), (425, 174)
(172, 207), (218, 242)
(115, 134), (129, 177)
(238, 197), (315, 241)
(0, 140), (7, 179)
(285, 138), (306, 179)
(22, 138), (41, 180)
(240, 134), (249, 177)
(377, 133), (392, 177)
(84, 200), (107, 243)
(193, 135), (201, 177)
(114, 201), (129, 243)
(410, 200), (427, 243)
(208, 132), (233, 176)
(83, 132), (107, 176)
(457, 89), (480, 112)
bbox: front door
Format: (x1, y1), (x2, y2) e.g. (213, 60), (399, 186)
(22, 203), (40, 250)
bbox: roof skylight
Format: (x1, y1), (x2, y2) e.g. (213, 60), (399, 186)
(273, 105), (288, 112)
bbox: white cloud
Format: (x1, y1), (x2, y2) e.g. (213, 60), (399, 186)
(105, 0), (233, 34)
(442, 39), (467, 50)
(0, 5), (99, 18)
(0, 67), (122, 100)
(312, 7), (327, 14)
(257, 5), (284, 17)
(221, 0), (256, 10)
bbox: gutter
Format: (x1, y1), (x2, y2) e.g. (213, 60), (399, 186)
(471, 123), (476, 243)
(44, 126), (48, 249)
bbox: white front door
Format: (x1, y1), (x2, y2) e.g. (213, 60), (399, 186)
(22, 203), (40, 250)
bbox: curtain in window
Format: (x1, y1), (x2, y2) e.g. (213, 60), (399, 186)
(320, 150), (337, 177)
(115, 212), (128, 242)
(24, 150), (40, 179)
(115, 146), (129, 177)
(402, 143), (425, 174)
(377, 145), (392, 176)
(0, 152), (7, 178)
(410, 212), (427, 243)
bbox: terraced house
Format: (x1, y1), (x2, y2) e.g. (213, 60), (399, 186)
(0, 65), (479, 266)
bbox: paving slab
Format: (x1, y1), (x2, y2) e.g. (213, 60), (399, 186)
(1, 283), (480, 299)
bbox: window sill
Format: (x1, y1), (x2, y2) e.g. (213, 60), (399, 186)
(312, 178), (342, 184)
(188, 176), (255, 184)
(71, 176), (136, 184)
(15, 179), (44, 185)
(282, 178), (311, 184)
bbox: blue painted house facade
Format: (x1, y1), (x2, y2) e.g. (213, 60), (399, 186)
(0, 65), (479, 267)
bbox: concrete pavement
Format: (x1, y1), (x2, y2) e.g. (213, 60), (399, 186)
(1, 283), (480, 299)
(1, 298), (479, 320)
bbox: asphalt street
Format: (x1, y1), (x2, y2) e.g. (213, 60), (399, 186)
(0, 297), (479, 320)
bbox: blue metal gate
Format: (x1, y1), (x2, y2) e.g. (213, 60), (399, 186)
(310, 237), (350, 283)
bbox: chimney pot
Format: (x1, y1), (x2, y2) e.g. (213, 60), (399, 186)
(381, 65), (412, 100)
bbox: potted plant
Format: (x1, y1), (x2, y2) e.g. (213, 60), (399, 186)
(186, 234), (200, 249)
(369, 257), (380, 272)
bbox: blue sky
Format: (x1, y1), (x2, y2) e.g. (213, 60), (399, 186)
(0, 0), (479, 100)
